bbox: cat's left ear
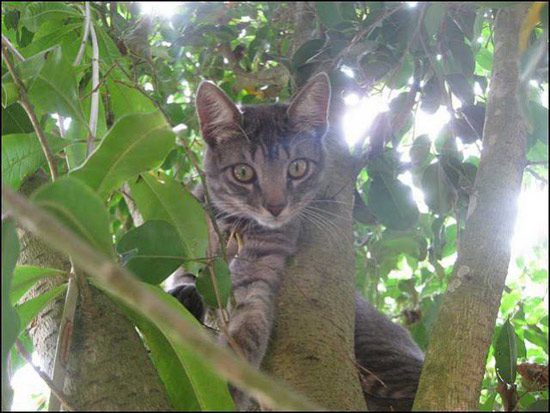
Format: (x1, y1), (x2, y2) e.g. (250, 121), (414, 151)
(195, 81), (242, 146)
(287, 72), (331, 135)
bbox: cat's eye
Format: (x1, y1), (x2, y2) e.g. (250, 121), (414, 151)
(288, 159), (309, 179)
(232, 164), (256, 183)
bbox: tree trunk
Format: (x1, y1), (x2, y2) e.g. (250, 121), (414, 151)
(263, 135), (367, 410)
(413, 4), (529, 410)
(18, 173), (171, 410)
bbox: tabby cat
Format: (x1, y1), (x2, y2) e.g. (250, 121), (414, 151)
(169, 73), (424, 411)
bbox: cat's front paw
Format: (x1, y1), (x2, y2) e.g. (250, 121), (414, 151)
(168, 284), (205, 322)
(229, 384), (259, 411)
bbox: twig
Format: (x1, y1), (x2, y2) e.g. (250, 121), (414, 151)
(73, 2), (91, 66)
(80, 63), (117, 100)
(15, 340), (75, 411)
(328, 3), (406, 72)
(87, 20), (100, 156)
(526, 160), (548, 166)
(2, 186), (321, 411)
(526, 167), (548, 184)
(1, 34), (25, 62)
(1, 45), (58, 181)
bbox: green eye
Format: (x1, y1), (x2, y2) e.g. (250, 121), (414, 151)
(288, 159), (309, 179)
(232, 164), (256, 183)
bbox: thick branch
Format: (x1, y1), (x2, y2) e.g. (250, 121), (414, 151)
(413, 4), (530, 410)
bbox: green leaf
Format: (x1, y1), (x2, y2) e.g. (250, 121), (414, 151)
(292, 38), (325, 68)
(107, 78), (158, 120)
(410, 134), (432, 167)
(16, 284), (67, 334)
(525, 399), (550, 411)
(31, 176), (114, 258)
(113, 284), (235, 411)
(476, 47), (493, 72)
(25, 46), (87, 125)
(21, 2), (79, 32)
(495, 319), (518, 384)
(129, 173), (208, 273)
(424, 4), (446, 37)
(10, 265), (66, 305)
(315, 2), (343, 28)
(1, 103), (33, 134)
(119, 301), (201, 410)
(421, 77), (443, 114)
(1, 219), (21, 411)
(449, 40), (475, 78)
(367, 174), (419, 231)
(196, 258), (232, 308)
(1, 132), (68, 190)
(421, 162), (457, 215)
(446, 73), (475, 105)
(71, 111), (175, 198)
(526, 101), (548, 146)
(523, 325), (548, 354)
(116, 221), (185, 285)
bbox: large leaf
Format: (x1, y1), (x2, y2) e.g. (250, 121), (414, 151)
(105, 284), (234, 411)
(10, 265), (66, 304)
(2, 132), (68, 190)
(31, 176), (114, 257)
(129, 173), (208, 273)
(421, 162), (457, 216)
(1, 219), (21, 410)
(366, 173), (419, 231)
(25, 45), (86, 125)
(424, 4), (446, 38)
(315, 3), (343, 28)
(121, 303), (201, 410)
(107, 78), (157, 120)
(16, 284), (67, 335)
(21, 2), (80, 32)
(72, 111), (175, 198)
(116, 220), (185, 285)
(196, 258), (232, 308)
(1, 103), (33, 134)
(494, 319), (518, 384)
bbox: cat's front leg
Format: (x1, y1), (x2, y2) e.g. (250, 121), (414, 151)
(223, 251), (287, 367)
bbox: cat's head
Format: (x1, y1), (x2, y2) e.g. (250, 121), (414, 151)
(196, 73), (331, 229)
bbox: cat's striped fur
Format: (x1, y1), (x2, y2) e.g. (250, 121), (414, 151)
(170, 73), (424, 410)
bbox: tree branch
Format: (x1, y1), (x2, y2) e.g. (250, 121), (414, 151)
(1, 185), (321, 412)
(1, 33), (25, 62)
(73, 2), (91, 66)
(1, 44), (58, 181)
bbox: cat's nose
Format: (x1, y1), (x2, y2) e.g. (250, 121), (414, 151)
(266, 204), (285, 217)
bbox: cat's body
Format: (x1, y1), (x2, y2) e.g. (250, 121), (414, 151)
(170, 73), (423, 410)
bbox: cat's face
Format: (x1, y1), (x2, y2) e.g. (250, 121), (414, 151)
(196, 73), (331, 229)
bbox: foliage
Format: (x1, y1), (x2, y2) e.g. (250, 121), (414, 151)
(1, 2), (547, 411)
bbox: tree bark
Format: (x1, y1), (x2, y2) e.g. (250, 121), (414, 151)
(263, 135), (366, 410)
(413, 4), (529, 410)
(18, 173), (171, 410)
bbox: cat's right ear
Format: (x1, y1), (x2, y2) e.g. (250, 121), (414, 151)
(195, 81), (242, 146)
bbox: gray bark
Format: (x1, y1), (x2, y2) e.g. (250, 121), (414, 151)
(263, 135), (367, 410)
(413, 4), (529, 410)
